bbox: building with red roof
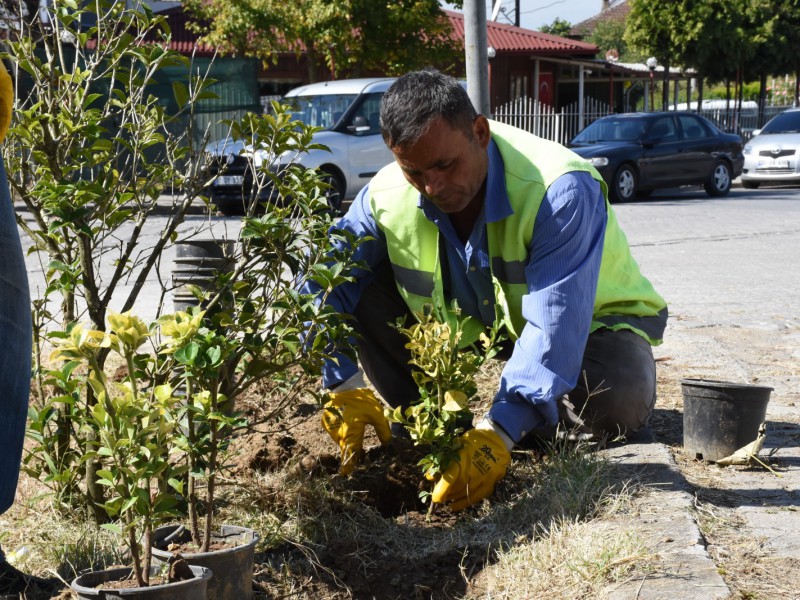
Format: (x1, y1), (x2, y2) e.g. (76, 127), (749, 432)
(151, 4), (604, 111)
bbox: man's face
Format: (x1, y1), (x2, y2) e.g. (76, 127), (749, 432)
(391, 116), (491, 214)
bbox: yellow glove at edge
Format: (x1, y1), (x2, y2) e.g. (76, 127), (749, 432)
(0, 61), (12, 144)
(321, 387), (392, 475)
(431, 428), (511, 512)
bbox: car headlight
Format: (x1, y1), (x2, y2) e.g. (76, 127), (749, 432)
(585, 157), (609, 167)
(743, 144), (752, 154)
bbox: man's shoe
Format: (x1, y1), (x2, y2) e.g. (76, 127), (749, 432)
(0, 560), (63, 595)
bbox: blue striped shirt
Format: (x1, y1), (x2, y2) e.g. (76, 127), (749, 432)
(313, 139), (607, 442)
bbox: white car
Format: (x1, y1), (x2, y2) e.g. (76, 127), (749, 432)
(206, 78), (397, 214)
(741, 108), (800, 189)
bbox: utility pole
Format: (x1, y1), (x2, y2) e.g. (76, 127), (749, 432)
(464, 0), (490, 116)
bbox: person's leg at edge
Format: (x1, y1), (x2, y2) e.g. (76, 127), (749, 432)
(0, 157), (62, 594)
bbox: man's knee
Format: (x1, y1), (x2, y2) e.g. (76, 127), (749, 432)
(570, 329), (657, 437)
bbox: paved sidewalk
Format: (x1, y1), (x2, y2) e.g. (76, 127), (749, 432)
(601, 440), (729, 599)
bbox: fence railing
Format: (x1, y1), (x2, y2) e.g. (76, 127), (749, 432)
(492, 96), (793, 144)
(492, 97), (611, 145)
(695, 105), (787, 142)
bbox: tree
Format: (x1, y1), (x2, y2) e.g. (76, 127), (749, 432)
(624, 0), (799, 116)
(538, 17), (572, 37)
(624, 0), (685, 109)
(586, 19), (643, 63)
(183, 0), (461, 82)
(763, 0), (800, 107)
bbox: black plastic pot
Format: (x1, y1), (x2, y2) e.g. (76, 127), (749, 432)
(682, 378), (772, 462)
(172, 239), (235, 312)
(70, 565), (211, 600)
(152, 524), (260, 600)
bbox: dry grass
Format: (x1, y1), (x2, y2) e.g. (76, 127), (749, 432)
(467, 517), (648, 599)
(694, 500), (800, 600)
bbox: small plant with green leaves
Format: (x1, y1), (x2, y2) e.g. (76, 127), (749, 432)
(387, 303), (504, 505)
(49, 312), (185, 587)
(158, 308), (247, 554)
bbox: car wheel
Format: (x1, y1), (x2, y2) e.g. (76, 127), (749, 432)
(319, 168), (345, 213)
(611, 164), (637, 203)
(704, 160), (732, 196)
(742, 180), (760, 189)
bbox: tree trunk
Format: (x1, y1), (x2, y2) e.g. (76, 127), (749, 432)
(759, 72), (768, 128)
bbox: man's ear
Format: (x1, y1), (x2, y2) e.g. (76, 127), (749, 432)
(473, 115), (491, 150)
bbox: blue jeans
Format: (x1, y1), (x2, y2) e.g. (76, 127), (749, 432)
(0, 157), (31, 515)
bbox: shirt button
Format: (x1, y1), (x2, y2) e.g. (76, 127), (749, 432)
(483, 299), (490, 306)
(469, 266), (476, 272)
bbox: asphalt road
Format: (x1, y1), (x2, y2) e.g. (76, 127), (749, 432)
(613, 185), (800, 332)
(16, 184), (800, 330)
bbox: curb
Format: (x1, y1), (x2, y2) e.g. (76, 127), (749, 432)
(600, 441), (730, 599)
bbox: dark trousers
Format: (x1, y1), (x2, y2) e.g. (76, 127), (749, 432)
(353, 262), (656, 440)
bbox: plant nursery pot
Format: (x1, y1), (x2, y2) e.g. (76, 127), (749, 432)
(173, 239), (236, 312)
(682, 378), (772, 462)
(70, 564), (211, 600)
(152, 524), (260, 600)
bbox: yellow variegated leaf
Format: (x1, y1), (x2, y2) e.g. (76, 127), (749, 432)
(442, 390), (468, 412)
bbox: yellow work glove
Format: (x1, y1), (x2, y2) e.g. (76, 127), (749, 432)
(431, 428), (511, 511)
(321, 387), (392, 475)
(0, 61), (13, 143)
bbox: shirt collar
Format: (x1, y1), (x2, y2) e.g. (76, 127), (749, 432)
(418, 138), (512, 222)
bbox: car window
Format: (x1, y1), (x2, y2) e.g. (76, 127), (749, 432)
(283, 93), (358, 129)
(647, 117), (678, 142)
(677, 115), (708, 140)
(347, 92), (384, 136)
(572, 117), (644, 143)
(761, 110), (800, 134)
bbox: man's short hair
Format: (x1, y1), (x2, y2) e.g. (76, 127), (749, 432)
(380, 70), (477, 149)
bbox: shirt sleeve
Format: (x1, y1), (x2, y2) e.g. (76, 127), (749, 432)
(297, 184), (388, 387)
(488, 171), (607, 441)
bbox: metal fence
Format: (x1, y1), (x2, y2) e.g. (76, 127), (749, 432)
(492, 96), (611, 145)
(492, 96), (793, 144)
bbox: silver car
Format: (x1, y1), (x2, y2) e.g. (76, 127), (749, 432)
(741, 108), (800, 188)
(206, 78), (397, 215)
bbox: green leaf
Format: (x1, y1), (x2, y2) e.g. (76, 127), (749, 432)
(172, 81), (189, 108)
(176, 342), (199, 364)
(101, 523), (123, 536)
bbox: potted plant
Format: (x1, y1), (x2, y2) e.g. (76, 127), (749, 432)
(148, 107), (366, 600)
(149, 309), (260, 600)
(49, 313), (212, 599)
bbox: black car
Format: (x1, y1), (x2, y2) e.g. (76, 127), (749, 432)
(568, 112), (744, 202)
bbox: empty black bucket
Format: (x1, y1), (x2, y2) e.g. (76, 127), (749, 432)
(173, 239), (235, 311)
(682, 379), (772, 462)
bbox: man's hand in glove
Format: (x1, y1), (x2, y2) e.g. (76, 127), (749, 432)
(431, 426), (512, 511)
(322, 387), (392, 475)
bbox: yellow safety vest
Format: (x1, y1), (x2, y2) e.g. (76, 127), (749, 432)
(368, 120), (667, 345)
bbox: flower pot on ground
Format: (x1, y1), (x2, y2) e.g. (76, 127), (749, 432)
(71, 564), (212, 600)
(152, 524), (260, 600)
(172, 238), (236, 313)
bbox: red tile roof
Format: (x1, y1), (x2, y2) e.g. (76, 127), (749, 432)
(445, 10), (598, 56)
(148, 5), (597, 59)
(155, 6), (216, 55)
